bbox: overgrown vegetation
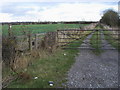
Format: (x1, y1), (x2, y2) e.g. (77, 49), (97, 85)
(2, 36), (17, 66)
(6, 42), (83, 88)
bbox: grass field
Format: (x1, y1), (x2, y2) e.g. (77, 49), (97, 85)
(2, 24), (88, 36)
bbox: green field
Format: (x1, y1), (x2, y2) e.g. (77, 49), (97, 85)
(2, 24), (88, 36)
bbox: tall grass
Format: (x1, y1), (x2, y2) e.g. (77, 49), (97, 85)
(7, 48), (78, 88)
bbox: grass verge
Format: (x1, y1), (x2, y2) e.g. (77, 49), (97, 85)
(7, 48), (77, 88)
(103, 30), (120, 51)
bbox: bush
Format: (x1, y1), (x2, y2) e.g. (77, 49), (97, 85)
(2, 36), (17, 66)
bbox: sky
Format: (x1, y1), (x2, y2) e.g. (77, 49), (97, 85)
(0, 0), (119, 22)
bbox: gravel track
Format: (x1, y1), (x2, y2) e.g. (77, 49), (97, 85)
(66, 32), (118, 88)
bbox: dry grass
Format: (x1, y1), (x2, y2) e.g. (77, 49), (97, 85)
(9, 48), (56, 73)
(10, 55), (31, 73)
(30, 49), (50, 59)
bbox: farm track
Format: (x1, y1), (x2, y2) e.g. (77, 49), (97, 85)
(66, 32), (118, 88)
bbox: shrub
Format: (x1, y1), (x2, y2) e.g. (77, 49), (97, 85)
(2, 36), (17, 66)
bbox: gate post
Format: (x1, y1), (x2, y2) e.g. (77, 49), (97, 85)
(96, 29), (99, 49)
(28, 33), (32, 51)
(35, 34), (38, 49)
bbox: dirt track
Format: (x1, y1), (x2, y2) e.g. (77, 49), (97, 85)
(66, 32), (118, 88)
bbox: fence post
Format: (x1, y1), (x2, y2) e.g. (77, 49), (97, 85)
(35, 34), (38, 49)
(28, 33), (32, 51)
(8, 24), (12, 37)
(57, 30), (59, 46)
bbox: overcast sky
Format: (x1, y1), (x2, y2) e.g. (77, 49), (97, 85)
(0, 0), (119, 22)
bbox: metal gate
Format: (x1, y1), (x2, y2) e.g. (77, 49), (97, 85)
(57, 29), (119, 50)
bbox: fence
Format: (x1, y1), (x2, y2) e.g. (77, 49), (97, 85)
(15, 33), (45, 52)
(4, 24), (120, 52)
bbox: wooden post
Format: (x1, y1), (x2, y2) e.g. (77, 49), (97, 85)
(35, 34), (38, 49)
(56, 30), (58, 45)
(28, 34), (32, 51)
(8, 24), (12, 36)
(97, 30), (98, 49)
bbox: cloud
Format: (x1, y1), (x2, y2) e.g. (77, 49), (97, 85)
(1, 0), (120, 3)
(0, 13), (14, 22)
(0, 2), (118, 22)
(43, 3), (117, 21)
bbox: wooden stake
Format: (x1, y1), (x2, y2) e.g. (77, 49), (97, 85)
(28, 34), (32, 51)
(35, 34), (38, 49)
